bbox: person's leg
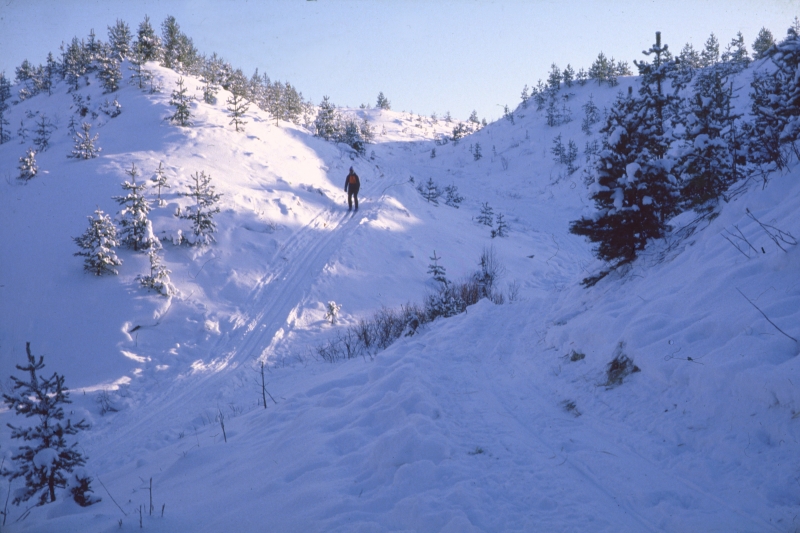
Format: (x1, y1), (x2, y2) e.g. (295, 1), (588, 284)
(347, 192), (353, 210)
(354, 192), (358, 210)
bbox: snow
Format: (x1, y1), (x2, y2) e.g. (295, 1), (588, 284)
(1, 56), (799, 533)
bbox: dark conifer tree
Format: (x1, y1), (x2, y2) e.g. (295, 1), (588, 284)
(115, 163), (157, 251)
(751, 28), (775, 60)
(581, 94), (600, 134)
(227, 91), (249, 132)
(33, 114), (54, 152)
(168, 77), (193, 126)
(314, 96), (339, 141)
(179, 170), (222, 245)
(376, 91), (391, 110)
(61, 37), (86, 91)
(134, 15), (162, 62)
(427, 251), (447, 284)
(1, 72), (14, 143)
(562, 64), (575, 87)
(700, 33), (720, 67)
(2, 343), (94, 506)
(721, 31), (750, 72)
(108, 19), (132, 60)
(547, 63), (562, 91)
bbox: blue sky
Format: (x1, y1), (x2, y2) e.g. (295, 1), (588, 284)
(1, 0), (797, 120)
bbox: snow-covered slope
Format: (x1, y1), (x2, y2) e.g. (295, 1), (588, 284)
(1, 60), (798, 533)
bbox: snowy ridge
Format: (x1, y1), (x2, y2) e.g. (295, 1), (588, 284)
(1, 56), (799, 532)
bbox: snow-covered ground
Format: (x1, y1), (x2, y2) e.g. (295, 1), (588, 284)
(1, 58), (799, 532)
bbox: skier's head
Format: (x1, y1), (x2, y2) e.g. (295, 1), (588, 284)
(349, 166), (354, 173)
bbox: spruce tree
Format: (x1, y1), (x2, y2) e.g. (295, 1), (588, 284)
(444, 184), (463, 208)
(427, 251), (447, 284)
(168, 77), (192, 126)
(61, 37), (86, 91)
(491, 214), (509, 238)
(752, 28), (775, 60)
(473, 142), (483, 161)
(0, 72), (12, 144)
(179, 170), (222, 245)
(18, 148), (38, 181)
(70, 123), (101, 159)
(98, 52), (122, 93)
(73, 209), (122, 275)
(2, 343), (95, 507)
(314, 96), (339, 140)
(477, 202), (494, 226)
(418, 177), (442, 203)
(227, 91), (249, 132)
(562, 64), (575, 87)
(114, 163), (157, 251)
(108, 19), (132, 60)
(721, 31), (750, 72)
(581, 94), (600, 134)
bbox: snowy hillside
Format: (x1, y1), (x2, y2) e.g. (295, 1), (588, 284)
(1, 50), (799, 533)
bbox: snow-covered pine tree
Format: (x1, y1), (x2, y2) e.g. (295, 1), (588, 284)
(227, 91), (249, 132)
(178, 170), (222, 245)
(721, 31), (750, 73)
(97, 51), (122, 93)
(581, 94), (600, 134)
(376, 91), (391, 110)
(168, 77), (192, 126)
(61, 37), (87, 91)
(752, 27), (775, 60)
(84, 29), (102, 67)
(342, 119), (367, 154)
(491, 213), (509, 238)
(18, 148), (37, 181)
(134, 15), (162, 62)
(73, 209), (122, 275)
(563, 64), (575, 87)
(314, 96), (339, 141)
(0, 72), (11, 144)
(115, 164), (158, 252)
(545, 95), (561, 127)
(100, 97), (122, 117)
(477, 202), (494, 226)
(566, 140), (579, 175)
(418, 177), (442, 204)
(547, 63), (562, 91)
(589, 52), (612, 85)
(444, 184), (464, 208)
(427, 250), (447, 284)
(520, 85), (530, 108)
(700, 33), (720, 67)
(748, 27), (800, 170)
(576, 68), (589, 86)
(551, 133), (565, 163)
(503, 105), (515, 124)
(677, 68), (742, 211)
(108, 19), (132, 60)
(33, 114), (54, 152)
(70, 123), (101, 159)
(1, 343), (95, 507)
(570, 33), (681, 273)
(138, 249), (175, 296)
(469, 110), (480, 124)
(151, 161), (170, 206)
(160, 15), (198, 72)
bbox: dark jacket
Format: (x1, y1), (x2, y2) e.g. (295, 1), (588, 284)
(344, 171), (360, 193)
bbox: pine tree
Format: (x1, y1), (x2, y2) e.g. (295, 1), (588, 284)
(418, 177), (442, 203)
(562, 64), (575, 87)
(520, 85), (530, 108)
(138, 249), (175, 296)
(427, 251), (447, 284)
(503, 105), (515, 124)
(114, 164), (157, 251)
(178, 170), (222, 245)
(551, 133), (565, 163)
(700, 33), (720, 67)
(84, 29), (102, 67)
(571, 33), (681, 271)
(161, 15), (182, 69)
(134, 15), (162, 62)
(477, 202), (494, 226)
(98, 52), (122, 93)
(468, 110), (480, 124)
(314, 96), (339, 140)
(677, 69), (742, 211)
(589, 52), (612, 84)
(565, 140), (579, 175)
(33, 115), (54, 152)
(151, 161), (170, 206)
(227, 91), (249, 132)
(473, 142), (483, 161)
(0, 72), (12, 144)
(108, 19), (132, 60)
(679, 43), (702, 68)
(581, 94), (600, 134)
(61, 37), (87, 91)
(18, 148), (38, 181)
(70, 123), (100, 159)
(74, 209), (122, 275)
(376, 91), (391, 110)
(444, 184), (464, 208)
(2, 343), (96, 507)
(168, 77), (192, 126)
(491, 213), (509, 238)
(752, 27), (775, 60)
(721, 31), (750, 72)
(576, 68), (589, 86)
(547, 63), (562, 91)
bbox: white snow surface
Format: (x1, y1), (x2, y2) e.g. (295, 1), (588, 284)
(1, 62), (799, 532)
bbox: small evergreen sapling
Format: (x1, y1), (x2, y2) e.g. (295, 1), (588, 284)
(427, 250), (447, 284)
(417, 177), (442, 204)
(325, 301), (342, 324)
(18, 148), (38, 181)
(70, 123), (101, 159)
(477, 202), (494, 226)
(151, 161), (170, 206)
(74, 209), (122, 275)
(168, 77), (192, 126)
(473, 142), (483, 161)
(1, 343), (97, 507)
(376, 92), (391, 110)
(33, 114), (54, 152)
(178, 170), (222, 245)
(138, 249), (175, 296)
(491, 213), (509, 238)
(227, 91), (249, 132)
(114, 163), (157, 251)
(444, 184), (464, 208)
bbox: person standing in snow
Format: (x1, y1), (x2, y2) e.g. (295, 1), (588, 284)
(344, 166), (360, 211)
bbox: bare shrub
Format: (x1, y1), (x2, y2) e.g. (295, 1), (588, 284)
(605, 342), (640, 387)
